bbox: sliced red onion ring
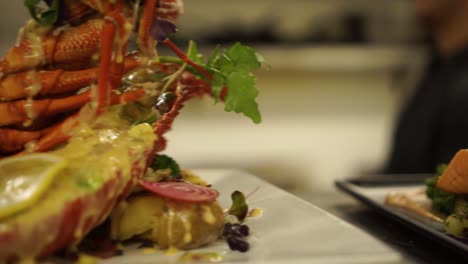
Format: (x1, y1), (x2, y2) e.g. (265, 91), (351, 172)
(139, 180), (219, 203)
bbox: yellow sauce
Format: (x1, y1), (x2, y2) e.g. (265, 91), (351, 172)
(18, 258), (36, 264)
(181, 214), (192, 244)
(0, 107), (156, 259)
(178, 252), (224, 263)
(201, 205), (216, 224)
(141, 247), (157, 254)
(165, 246), (180, 256)
(248, 208), (264, 218)
(25, 71), (42, 96)
(131, 0), (142, 26)
(19, 23), (49, 127)
(23, 141), (38, 154)
(115, 22), (133, 63)
(75, 254), (98, 264)
(23, 70), (42, 127)
(20, 20), (51, 65)
(167, 206), (176, 246)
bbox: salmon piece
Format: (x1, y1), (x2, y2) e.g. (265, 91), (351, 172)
(437, 149), (468, 194)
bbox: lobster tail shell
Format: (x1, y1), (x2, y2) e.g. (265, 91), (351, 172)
(1, 175), (119, 261)
(437, 149), (468, 194)
(0, 120), (156, 261)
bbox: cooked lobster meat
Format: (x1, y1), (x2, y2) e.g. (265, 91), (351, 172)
(0, 0), (182, 155)
(0, 0), (261, 262)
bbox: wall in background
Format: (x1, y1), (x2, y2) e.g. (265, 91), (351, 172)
(176, 0), (422, 45)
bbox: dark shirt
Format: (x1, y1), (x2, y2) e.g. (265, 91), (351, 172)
(384, 46), (468, 173)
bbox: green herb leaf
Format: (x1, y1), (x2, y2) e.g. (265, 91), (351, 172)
(228, 191), (248, 221)
(206, 45), (221, 69)
(187, 40), (203, 65)
(436, 164), (448, 176)
(212, 43), (262, 123)
(24, 0), (60, 25)
(160, 41), (263, 124)
(151, 154), (181, 179)
(211, 72), (225, 103)
(221, 42), (262, 72)
(425, 164), (456, 215)
(224, 71), (262, 123)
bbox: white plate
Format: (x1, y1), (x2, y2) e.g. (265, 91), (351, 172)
(96, 169), (404, 264)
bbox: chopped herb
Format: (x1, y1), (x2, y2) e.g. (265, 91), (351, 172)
(74, 164), (105, 191)
(24, 0), (60, 25)
(150, 154), (181, 179)
(436, 164), (448, 176)
(425, 164), (456, 215)
(187, 41), (204, 65)
(77, 173), (104, 191)
(228, 191), (248, 221)
(133, 113), (158, 126)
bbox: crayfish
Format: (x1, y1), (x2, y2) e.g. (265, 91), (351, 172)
(0, 0), (262, 261)
(0, 0), (190, 156)
(0, 0), (229, 261)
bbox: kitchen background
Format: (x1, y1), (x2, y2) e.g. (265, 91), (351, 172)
(0, 0), (428, 192)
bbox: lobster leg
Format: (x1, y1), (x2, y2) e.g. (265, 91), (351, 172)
(96, 0), (131, 115)
(0, 55), (141, 102)
(95, 21), (116, 115)
(150, 73), (219, 156)
(25, 113), (79, 154)
(0, 19), (104, 75)
(16, 89), (146, 154)
(0, 86), (142, 128)
(137, 0), (158, 57)
(163, 39), (212, 80)
(136, 0), (184, 57)
(0, 92), (91, 126)
(0, 69), (95, 101)
(0, 126), (54, 154)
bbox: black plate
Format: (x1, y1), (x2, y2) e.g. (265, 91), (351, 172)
(335, 176), (468, 258)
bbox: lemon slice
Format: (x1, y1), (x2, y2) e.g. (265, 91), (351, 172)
(0, 153), (67, 219)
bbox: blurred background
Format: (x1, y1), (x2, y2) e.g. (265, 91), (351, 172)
(0, 0), (430, 192)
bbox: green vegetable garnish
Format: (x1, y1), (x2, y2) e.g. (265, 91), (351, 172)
(187, 41), (204, 65)
(228, 191), (248, 221)
(162, 41), (263, 124)
(151, 154), (181, 179)
(207, 42), (262, 124)
(425, 164), (456, 215)
(24, 0), (60, 25)
(133, 113), (158, 126)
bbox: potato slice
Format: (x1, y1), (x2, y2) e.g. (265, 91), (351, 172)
(110, 193), (224, 249)
(110, 195), (165, 241)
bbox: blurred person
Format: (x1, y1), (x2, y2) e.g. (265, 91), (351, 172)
(384, 0), (468, 173)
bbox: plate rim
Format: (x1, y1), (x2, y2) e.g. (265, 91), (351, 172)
(335, 178), (468, 258)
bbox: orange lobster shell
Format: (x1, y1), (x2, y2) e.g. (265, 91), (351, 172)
(0, 0), (192, 261)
